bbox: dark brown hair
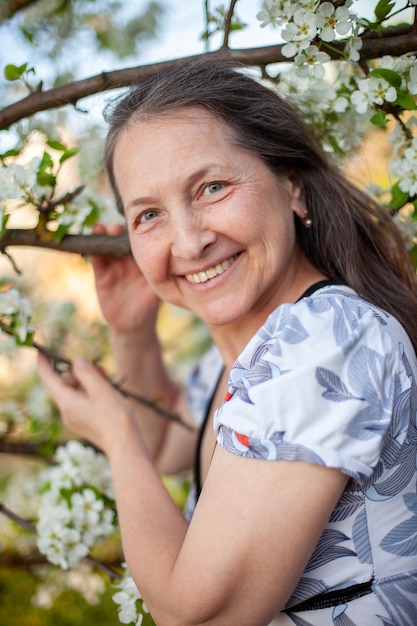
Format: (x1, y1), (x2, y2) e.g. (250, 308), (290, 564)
(104, 61), (417, 350)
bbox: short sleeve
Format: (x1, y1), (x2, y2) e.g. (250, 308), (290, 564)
(213, 291), (410, 484)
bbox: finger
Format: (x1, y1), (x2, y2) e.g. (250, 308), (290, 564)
(92, 223), (106, 235)
(71, 357), (114, 398)
(37, 353), (85, 410)
(107, 223), (126, 236)
(38, 353), (76, 390)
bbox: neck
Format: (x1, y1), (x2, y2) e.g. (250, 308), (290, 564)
(209, 269), (328, 368)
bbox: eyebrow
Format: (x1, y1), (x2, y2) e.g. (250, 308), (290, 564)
(124, 165), (223, 212)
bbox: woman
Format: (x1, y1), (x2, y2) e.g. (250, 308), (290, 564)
(38, 63), (417, 625)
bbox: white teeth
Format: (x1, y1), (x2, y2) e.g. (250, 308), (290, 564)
(186, 255), (236, 284)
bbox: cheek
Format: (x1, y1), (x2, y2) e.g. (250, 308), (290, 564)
(129, 235), (163, 282)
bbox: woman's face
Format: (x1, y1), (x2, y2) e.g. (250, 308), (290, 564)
(112, 107), (313, 333)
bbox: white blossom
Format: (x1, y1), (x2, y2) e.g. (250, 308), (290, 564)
(256, 0), (294, 28)
(294, 45), (330, 79)
(407, 63), (417, 95)
(351, 77), (397, 113)
(113, 565), (149, 626)
(315, 3), (352, 42)
(281, 9), (317, 57)
(344, 25), (363, 62)
(391, 137), (417, 197)
(0, 288), (34, 344)
(394, 204), (417, 249)
(36, 441), (115, 570)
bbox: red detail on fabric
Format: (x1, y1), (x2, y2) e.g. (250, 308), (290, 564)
(224, 391), (233, 401)
(235, 432), (249, 447)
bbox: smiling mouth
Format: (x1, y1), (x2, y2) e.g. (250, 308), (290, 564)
(185, 255), (238, 284)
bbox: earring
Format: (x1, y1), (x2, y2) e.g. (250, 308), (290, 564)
(302, 212), (312, 228)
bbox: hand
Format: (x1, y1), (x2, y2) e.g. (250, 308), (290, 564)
(90, 224), (160, 334)
(38, 353), (136, 455)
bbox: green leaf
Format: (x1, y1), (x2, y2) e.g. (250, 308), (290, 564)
(389, 181), (409, 210)
(374, 0), (395, 22)
(0, 149), (20, 160)
(53, 223), (71, 243)
(0, 212), (10, 235)
(46, 140), (67, 152)
(83, 200), (100, 227)
(15, 330), (35, 347)
(4, 63), (28, 81)
(38, 150), (54, 171)
(370, 111), (388, 128)
(59, 147), (80, 164)
(36, 171), (56, 187)
(394, 92), (417, 110)
(21, 28), (34, 44)
(368, 68), (402, 89)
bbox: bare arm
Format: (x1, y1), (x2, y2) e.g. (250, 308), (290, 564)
(90, 224), (197, 473)
(38, 356), (348, 626)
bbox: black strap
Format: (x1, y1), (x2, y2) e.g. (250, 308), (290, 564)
(285, 578), (374, 612)
(296, 279), (336, 301)
(193, 366), (225, 502)
(193, 280), (335, 501)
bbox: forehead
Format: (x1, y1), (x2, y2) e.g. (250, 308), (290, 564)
(115, 106), (236, 158)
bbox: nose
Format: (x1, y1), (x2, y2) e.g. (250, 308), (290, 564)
(170, 210), (217, 260)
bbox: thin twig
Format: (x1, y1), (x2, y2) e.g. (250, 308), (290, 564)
(85, 555), (123, 581)
(204, 0), (210, 52)
(0, 502), (123, 580)
(1, 28), (416, 130)
(0, 502), (36, 532)
(33, 341), (196, 432)
(0, 439), (55, 463)
(222, 0), (239, 48)
(0, 229), (131, 257)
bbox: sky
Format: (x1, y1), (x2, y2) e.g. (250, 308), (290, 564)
(0, 0), (386, 71)
(0, 0), (412, 145)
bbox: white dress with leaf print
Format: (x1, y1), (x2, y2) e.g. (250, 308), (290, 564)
(187, 284), (417, 626)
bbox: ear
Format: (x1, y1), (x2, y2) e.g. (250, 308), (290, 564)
(285, 173), (306, 220)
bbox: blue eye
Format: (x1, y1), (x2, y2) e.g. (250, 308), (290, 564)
(139, 210), (158, 223)
(204, 182), (223, 195)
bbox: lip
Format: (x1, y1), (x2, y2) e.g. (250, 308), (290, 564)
(184, 254), (239, 284)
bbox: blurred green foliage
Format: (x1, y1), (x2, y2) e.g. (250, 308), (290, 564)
(0, 567), (118, 626)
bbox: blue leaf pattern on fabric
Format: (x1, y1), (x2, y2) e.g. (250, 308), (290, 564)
(344, 347), (392, 440)
(285, 578), (330, 608)
(287, 614), (316, 626)
(305, 530), (356, 572)
(210, 286), (417, 624)
(376, 574), (417, 624)
(376, 617), (395, 626)
(352, 508), (372, 564)
(329, 489), (363, 523)
(333, 604), (357, 625)
(217, 426), (326, 465)
(316, 368), (359, 403)
(380, 494), (417, 556)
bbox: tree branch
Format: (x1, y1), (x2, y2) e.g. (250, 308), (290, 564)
(222, 0), (239, 48)
(0, 502), (36, 532)
(0, 229), (131, 256)
(0, 0), (41, 23)
(1, 28), (416, 130)
(0, 502), (123, 579)
(0, 439), (55, 462)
